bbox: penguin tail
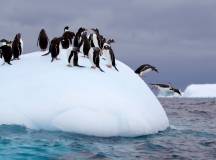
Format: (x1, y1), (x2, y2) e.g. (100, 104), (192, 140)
(42, 52), (50, 56)
(114, 66), (119, 71)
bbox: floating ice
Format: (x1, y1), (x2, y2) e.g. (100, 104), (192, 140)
(183, 84), (216, 98)
(0, 50), (169, 137)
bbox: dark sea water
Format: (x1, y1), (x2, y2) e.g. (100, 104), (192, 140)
(0, 98), (216, 160)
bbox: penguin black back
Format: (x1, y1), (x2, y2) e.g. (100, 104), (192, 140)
(73, 27), (85, 48)
(0, 43), (13, 65)
(37, 29), (49, 51)
(93, 47), (104, 72)
(62, 27), (75, 49)
(12, 34), (22, 60)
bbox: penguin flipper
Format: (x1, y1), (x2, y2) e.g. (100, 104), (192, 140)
(75, 64), (85, 68)
(114, 66), (119, 71)
(98, 67), (104, 72)
(42, 52), (50, 56)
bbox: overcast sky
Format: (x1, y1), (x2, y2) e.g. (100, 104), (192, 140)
(0, 0), (216, 89)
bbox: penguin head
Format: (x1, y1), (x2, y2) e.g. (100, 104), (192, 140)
(103, 44), (111, 50)
(64, 26), (69, 32)
(77, 27), (86, 34)
(17, 33), (21, 39)
(107, 39), (115, 44)
(170, 87), (181, 95)
(91, 28), (99, 35)
(81, 31), (88, 38)
(6, 41), (12, 47)
(41, 28), (46, 34)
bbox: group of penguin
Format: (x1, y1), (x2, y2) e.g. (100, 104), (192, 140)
(37, 26), (117, 72)
(0, 33), (23, 65)
(0, 26), (181, 96)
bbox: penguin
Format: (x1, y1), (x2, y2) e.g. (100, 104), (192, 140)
(61, 26), (75, 49)
(79, 31), (91, 57)
(150, 83), (181, 96)
(42, 37), (61, 62)
(0, 42), (13, 65)
(37, 29), (49, 51)
(102, 43), (118, 71)
(135, 64), (158, 76)
(12, 33), (22, 60)
(88, 47), (104, 72)
(67, 47), (84, 67)
(73, 27), (86, 48)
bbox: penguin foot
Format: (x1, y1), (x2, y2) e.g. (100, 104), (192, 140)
(67, 64), (72, 67)
(106, 64), (112, 68)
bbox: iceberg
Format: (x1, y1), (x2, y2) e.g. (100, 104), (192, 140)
(183, 84), (216, 98)
(0, 50), (169, 137)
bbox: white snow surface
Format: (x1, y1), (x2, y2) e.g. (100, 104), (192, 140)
(183, 84), (216, 98)
(0, 50), (169, 137)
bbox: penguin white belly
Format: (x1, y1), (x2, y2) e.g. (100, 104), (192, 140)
(20, 39), (24, 53)
(80, 44), (84, 54)
(88, 48), (95, 67)
(141, 68), (151, 76)
(158, 86), (170, 92)
(69, 56), (74, 66)
(104, 51), (112, 65)
(93, 34), (99, 48)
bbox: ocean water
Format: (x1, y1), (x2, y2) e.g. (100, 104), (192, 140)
(0, 98), (215, 160)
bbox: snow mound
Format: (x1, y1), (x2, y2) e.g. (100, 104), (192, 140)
(183, 84), (216, 98)
(0, 50), (169, 137)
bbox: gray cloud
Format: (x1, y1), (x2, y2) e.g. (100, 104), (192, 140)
(0, 0), (216, 89)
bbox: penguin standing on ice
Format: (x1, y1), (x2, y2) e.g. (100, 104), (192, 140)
(135, 64), (158, 76)
(42, 37), (61, 62)
(61, 26), (75, 49)
(37, 29), (49, 51)
(0, 42), (13, 65)
(88, 47), (104, 72)
(67, 47), (83, 67)
(12, 33), (22, 60)
(102, 43), (118, 71)
(79, 32), (91, 57)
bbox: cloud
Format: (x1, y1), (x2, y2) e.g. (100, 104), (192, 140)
(0, 0), (216, 88)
